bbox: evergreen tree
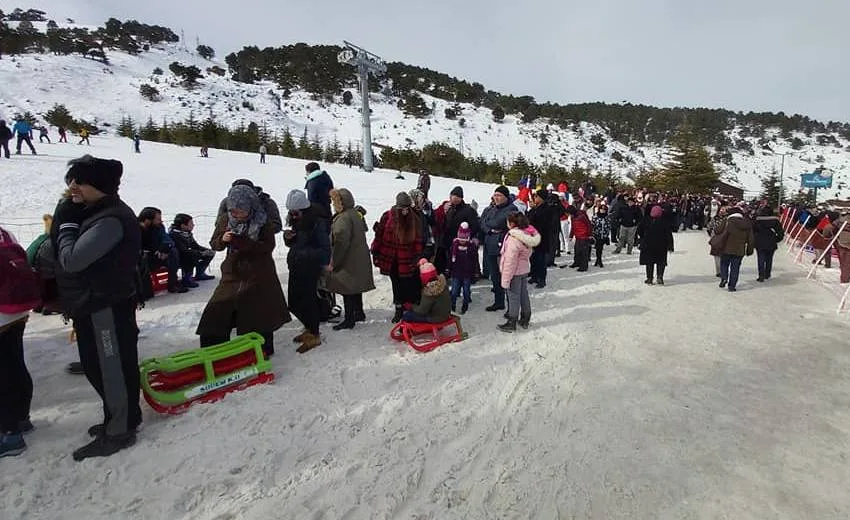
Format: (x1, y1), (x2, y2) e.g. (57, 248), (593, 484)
(196, 44), (215, 60)
(492, 105), (506, 123)
(402, 92), (430, 118)
(297, 127), (311, 158)
(280, 127), (297, 157)
(140, 116), (159, 140)
(759, 167), (783, 209)
(44, 104), (75, 128)
(660, 125), (719, 193)
(310, 132), (323, 160)
(117, 115), (136, 138)
(158, 118), (173, 143)
(324, 136), (342, 163)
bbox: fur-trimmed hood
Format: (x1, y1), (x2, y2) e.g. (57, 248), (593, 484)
(507, 225), (541, 248)
(422, 273), (447, 297)
(331, 188), (355, 215)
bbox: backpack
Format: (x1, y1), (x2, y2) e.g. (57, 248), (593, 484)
(0, 227), (41, 313)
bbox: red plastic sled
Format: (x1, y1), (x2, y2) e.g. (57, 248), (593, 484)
(390, 316), (465, 352)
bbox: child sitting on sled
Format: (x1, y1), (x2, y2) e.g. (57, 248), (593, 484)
(401, 259), (451, 324)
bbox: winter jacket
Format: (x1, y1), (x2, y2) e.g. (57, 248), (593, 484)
(753, 215), (784, 251)
(638, 215), (673, 266)
(618, 205), (642, 227)
(196, 213), (290, 338)
(217, 190), (282, 234)
(168, 226), (214, 262)
(440, 201), (480, 249)
(592, 213), (610, 240)
(326, 188), (375, 295)
(410, 274), (451, 323)
(570, 212), (592, 240)
(305, 169), (334, 219)
(371, 207), (424, 277)
(284, 204), (332, 276)
(12, 120), (32, 137)
(479, 200), (516, 256)
(716, 213), (755, 257)
(417, 172), (431, 196)
(0, 122), (11, 141)
(51, 196), (141, 317)
(499, 225), (541, 289)
(527, 201), (559, 252)
(449, 237), (479, 280)
(140, 224), (174, 256)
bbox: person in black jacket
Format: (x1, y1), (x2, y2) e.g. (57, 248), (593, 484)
(436, 186), (480, 275)
(284, 189), (331, 353)
(528, 190), (559, 288)
(304, 162), (334, 220)
(614, 197), (641, 254)
(51, 155), (142, 461)
(0, 120), (12, 159)
(168, 214), (216, 285)
(638, 205), (674, 285)
(753, 206), (784, 282)
(138, 207), (186, 293)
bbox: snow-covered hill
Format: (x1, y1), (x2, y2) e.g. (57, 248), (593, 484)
(2, 42), (850, 200)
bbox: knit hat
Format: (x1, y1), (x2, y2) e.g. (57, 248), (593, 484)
(494, 185), (509, 198)
(457, 221), (471, 240)
(285, 189), (310, 211)
(650, 205), (663, 218)
(305, 162), (321, 173)
(546, 183), (554, 191)
(450, 186), (464, 199)
(65, 155), (123, 196)
(231, 178), (254, 188)
(418, 258), (438, 285)
(535, 189), (548, 201)
(396, 191), (412, 208)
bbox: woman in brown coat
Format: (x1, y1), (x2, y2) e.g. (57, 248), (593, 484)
(326, 188), (375, 330)
(196, 185), (290, 356)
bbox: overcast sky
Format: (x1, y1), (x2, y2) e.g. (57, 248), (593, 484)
(40, 0), (849, 123)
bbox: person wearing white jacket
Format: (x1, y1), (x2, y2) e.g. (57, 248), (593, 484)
(0, 226), (36, 458)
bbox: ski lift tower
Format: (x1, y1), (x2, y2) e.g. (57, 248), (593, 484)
(338, 41), (386, 172)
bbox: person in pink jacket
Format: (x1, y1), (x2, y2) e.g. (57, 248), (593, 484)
(498, 212), (541, 332)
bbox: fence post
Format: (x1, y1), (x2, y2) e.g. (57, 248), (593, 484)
(786, 215), (811, 256)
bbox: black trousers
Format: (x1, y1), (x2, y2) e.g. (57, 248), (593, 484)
(73, 299), (142, 436)
(180, 252), (213, 278)
(530, 249), (547, 285)
(594, 239), (605, 264)
(0, 321), (32, 433)
(289, 269), (321, 335)
(0, 140), (9, 158)
(16, 135), (36, 154)
(341, 294), (364, 321)
(574, 238), (591, 270)
(645, 263), (666, 280)
(389, 262), (420, 306)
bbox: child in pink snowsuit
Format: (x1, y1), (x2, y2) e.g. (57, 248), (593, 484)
(498, 212), (540, 332)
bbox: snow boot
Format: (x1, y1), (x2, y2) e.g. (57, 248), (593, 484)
(657, 277), (664, 285)
(719, 280), (727, 289)
(485, 303), (505, 312)
(18, 419), (34, 434)
(72, 432), (136, 461)
(0, 433), (26, 457)
(181, 275), (199, 289)
(194, 269), (215, 281)
(644, 278), (654, 285)
(497, 318), (517, 333)
(332, 318), (356, 331)
(296, 332), (321, 354)
(292, 329), (309, 343)
(461, 301), (469, 314)
(518, 313), (531, 330)
(88, 422), (141, 438)
(66, 361), (84, 375)
(168, 283), (188, 294)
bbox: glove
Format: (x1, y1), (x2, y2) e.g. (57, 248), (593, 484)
(53, 198), (86, 232)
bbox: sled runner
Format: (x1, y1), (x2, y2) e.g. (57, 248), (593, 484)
(390, 315), (466, 352)
(139, 333), (274, 414)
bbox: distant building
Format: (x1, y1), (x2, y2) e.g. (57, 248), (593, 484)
(714, 180), (744, 200)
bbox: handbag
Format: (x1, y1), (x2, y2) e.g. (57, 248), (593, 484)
(708, 230), (728, 256)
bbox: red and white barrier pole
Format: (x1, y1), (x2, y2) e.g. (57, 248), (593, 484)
(786, 215), (811, 256)
(808, 222), (847, 279)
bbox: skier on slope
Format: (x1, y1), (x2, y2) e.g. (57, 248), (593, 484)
(12, 117), (36, 155)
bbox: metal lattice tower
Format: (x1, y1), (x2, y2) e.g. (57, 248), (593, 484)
(338, 41), (386, 172)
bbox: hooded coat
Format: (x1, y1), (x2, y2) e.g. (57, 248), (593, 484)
(326, 189), (375, 295)
(371, 206), (424, 277)
(217, 189), (282, 234)
(305, 169), (334, 219)
(638, 214), (674, 266)
(499, 225), (541, 289)
(480, 199), (517, 255)
(196, 213), (290, 337)
(410, 274), (451, 323)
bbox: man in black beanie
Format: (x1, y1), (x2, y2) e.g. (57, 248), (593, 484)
(435, 185), (479, 275)
(52, 155), (142, 461)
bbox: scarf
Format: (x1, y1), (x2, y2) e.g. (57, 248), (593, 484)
(226, 185), (267, 240)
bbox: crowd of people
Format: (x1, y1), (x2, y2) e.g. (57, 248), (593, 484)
(0, 154), (813, 462)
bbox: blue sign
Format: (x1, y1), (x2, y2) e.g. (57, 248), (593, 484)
(801, 171), (833, 189)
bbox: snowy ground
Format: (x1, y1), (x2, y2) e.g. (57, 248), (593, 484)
(2, 139), (850, 519)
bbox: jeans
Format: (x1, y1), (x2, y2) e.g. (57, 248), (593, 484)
(720, 255), (743, 289)
(0, 321), (32, 433)
(401, 310), (435, 323)
(756, 249), (775, 279)
(486, 254), (504, 306)
(507, 274), (531, 320)
(450, 277), (472, 306)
